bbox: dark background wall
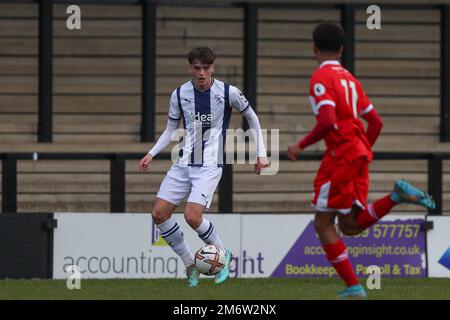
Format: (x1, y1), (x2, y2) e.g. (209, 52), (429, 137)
(0, 213), (55, 279)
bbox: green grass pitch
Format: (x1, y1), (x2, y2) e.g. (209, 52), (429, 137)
(1, 278), (450, 300)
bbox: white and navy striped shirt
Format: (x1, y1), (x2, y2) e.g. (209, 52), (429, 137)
(168, 79), (250, 167)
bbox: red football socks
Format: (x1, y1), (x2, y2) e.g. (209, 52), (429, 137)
(356, 194), (397, 229)
(323, 239), (359, 287)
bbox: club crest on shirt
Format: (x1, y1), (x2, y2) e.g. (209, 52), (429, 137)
(214, 94), (224, 105)
(314, 83), (326, 96)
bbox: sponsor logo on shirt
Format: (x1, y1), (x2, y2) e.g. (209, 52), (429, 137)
(190, 112), (216, 126)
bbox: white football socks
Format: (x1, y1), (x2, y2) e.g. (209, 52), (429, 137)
(156, 217), (194, 267)
(195, 218), (224, 250)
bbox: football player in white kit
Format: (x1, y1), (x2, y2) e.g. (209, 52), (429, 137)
(139, 47), (269, 287)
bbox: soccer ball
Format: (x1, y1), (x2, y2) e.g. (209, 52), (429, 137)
(194, 245), (226, 276)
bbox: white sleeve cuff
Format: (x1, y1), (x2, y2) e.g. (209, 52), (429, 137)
(316, 100), (336, 110)
(359, 104), (374, 116)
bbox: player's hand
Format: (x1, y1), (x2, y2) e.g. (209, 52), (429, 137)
(255, 156), (270, 175)
(139, 153), (153, 173)
(287, 144), (301, 161)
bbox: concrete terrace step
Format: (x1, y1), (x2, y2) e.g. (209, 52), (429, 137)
(0, 113), (439, 136)
(13, 159), (431, 174)
(15, 173), (432, 194)
(1, 4), (439, 24)
(1, 56), (438, 79)
(1, 130), (450, 152)
(0, 95), (439, 116)
(13, 192), (450, 214)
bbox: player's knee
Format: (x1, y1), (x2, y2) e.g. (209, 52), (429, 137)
(184, 214), (201, 229)
(338, 216), (360, 236)
(183, 208), (201, 229)
(151, 207), (169, 225)
(314, 218), (330, 234)
(342, 228), (359, 236)
(339, 222), (359, 236)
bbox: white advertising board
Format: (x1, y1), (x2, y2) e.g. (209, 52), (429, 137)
(53, 213), (310, 279)
(426, 216), (450, 277)
(53, 213), (241, 279)
(54, 213), (428, 279)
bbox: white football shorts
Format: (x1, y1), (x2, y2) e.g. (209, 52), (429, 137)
(156, 164), (223, 210)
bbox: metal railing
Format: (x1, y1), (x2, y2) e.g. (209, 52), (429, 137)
(0, 151), (446, 215)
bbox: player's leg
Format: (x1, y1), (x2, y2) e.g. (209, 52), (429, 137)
(186, 166), (232, 285)
(337, 158), (377, 235)
(185, 166), (225, 249)
(355, 179), (436, 227)
(153, 198), (200, 287)
(339, 159), (435, 233)
(314, 212), (364, 299)
(153, 165), (198, 287)
(152, 198), (194, 264)
(312, 157), (366, 298)
(337, 205), (365, 236)
(185, 202), (224, 250)
(339, 197), (398, 235)
(184, 201), (231, 285)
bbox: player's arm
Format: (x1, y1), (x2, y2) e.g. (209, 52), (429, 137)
(242, 107), (270, 174)
(139, 118), (180, 173)
(139, 91), (181, 173)
(288, 74), (336, 161)
(230, 86), (269, 174)
(357, 80), (384, 147)
(287, 106), (336, 161)
(360, 106), (383, 147)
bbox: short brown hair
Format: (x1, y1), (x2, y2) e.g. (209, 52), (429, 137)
(187, 47), (216, 65)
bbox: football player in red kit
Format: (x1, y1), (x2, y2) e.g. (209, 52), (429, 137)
(287, 23), (435, 299)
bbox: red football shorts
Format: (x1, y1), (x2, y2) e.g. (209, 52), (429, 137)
(311, 154), (369, 214)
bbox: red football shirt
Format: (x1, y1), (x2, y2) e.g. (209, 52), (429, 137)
(309, 60), (374, 162)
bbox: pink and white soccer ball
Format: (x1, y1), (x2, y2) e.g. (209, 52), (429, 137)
(194, 245), (226, 275)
